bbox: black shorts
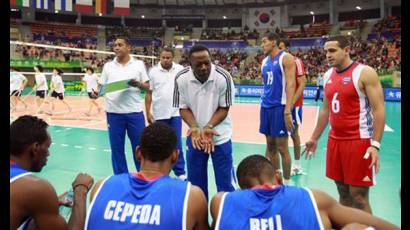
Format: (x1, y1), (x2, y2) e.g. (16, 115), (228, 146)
(10, 90), (22, 97)
(88, 92), (99, 99)
(51, 91), (64, 100)
(36, 90), (47, 99)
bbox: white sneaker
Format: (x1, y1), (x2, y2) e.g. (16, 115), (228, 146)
(177, 175), (187, 181)
(291, 165), (306, 176)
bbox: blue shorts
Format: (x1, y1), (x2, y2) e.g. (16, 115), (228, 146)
(291, 106), (303, 126)
(259, 106), (288, 137)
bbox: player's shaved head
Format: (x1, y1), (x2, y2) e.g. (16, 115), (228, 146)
(237, 155), (276, 189)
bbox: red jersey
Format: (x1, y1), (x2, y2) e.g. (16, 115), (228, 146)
(294, 57), (305, 107)
(324, 62), (374, 140)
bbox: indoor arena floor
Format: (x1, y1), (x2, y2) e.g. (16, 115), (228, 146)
(10, 95), (401, 226)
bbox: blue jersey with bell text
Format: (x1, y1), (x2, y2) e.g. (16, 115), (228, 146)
(261, 51), (288, 108)
(215, 185), (324, 230)
(85, 174), (191, 230)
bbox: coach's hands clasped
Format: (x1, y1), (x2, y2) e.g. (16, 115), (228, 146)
(202, 126), (219, 154)
(188, 125), (219, 154)
(188, 127), (202, 150)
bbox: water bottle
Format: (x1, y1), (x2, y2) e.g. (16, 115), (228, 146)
(59, 188), (74, 220)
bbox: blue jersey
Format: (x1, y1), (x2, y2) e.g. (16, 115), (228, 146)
(261, 51), (287, 108)
(215, 185), (324, 230)
(10, 162), (33, 230)
(85, 173), (191, 230)
(10, 162), (32, 182)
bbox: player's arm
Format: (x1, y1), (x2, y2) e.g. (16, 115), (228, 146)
(292, 75), (306, 105)
(21, 178), (68, 230)
(131, 80), (150, 91)
(67, 173), (94, 230)
(210, 192), (225, 229)
(129, 62), (150, 90)
(173, 78), (197, 127)
(174, 78), (203, 150)
(205, 107), (230, 128)
(312, 189), (399, 229)
(303, 93), (330, 158)
(361, 67), (385, 144)
(145, 90), (154, 123)
(282, 54), (296, 132)
(360, 67), (385, 172)
(187, 185), (209, 230)
(292, 59), (306, 105)
(21, 75), (28, 91)
(145, 70), (154, 124)
(139, 64), (150, 91)
(282, 53), (296, 111)
(180, 108), (199, 129)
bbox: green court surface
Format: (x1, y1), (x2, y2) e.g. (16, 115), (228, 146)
(34, 98), (401, 226)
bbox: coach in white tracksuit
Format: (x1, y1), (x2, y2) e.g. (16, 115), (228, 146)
(100, 37), (149, 174)
(145, 47), (186, 179)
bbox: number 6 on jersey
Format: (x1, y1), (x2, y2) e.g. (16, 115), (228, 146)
(331, 92), (340, 113)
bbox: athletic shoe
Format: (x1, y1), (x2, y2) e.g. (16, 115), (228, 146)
(177, 175), (187, 181)
(291, 165), (306, 176)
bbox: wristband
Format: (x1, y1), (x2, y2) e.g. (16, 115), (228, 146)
(73, 183), (89, 192)
(371, 140), (381, 150)
(190, 124), (199, 128)
(204, 124), (214, 129)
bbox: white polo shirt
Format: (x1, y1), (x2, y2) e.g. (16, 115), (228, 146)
(35, 73), (48, 91)
(10, 72), (26, 92)
(100, 57), (149, 113)
(148, 62), (184, 120)
(83, 73), (99, 92)
(173, 64), (235, 145)
(51, 75), (64, 93)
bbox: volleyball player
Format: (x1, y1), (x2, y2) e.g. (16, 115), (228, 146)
(48, 68), (72, 115)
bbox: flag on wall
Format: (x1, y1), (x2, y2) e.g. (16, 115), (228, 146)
(95, 0), (108, 15)
(113, 0), (130, 16)
(55, 0), (73, 11)
(35, 0), (52, 9)
(75, 0), (93, 13)
(10, 0), (30, 7)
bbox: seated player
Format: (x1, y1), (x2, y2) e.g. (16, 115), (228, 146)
(85, 122), (209, 230)
(10, 115), (94, 229)
(210, 155), (399, 230)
